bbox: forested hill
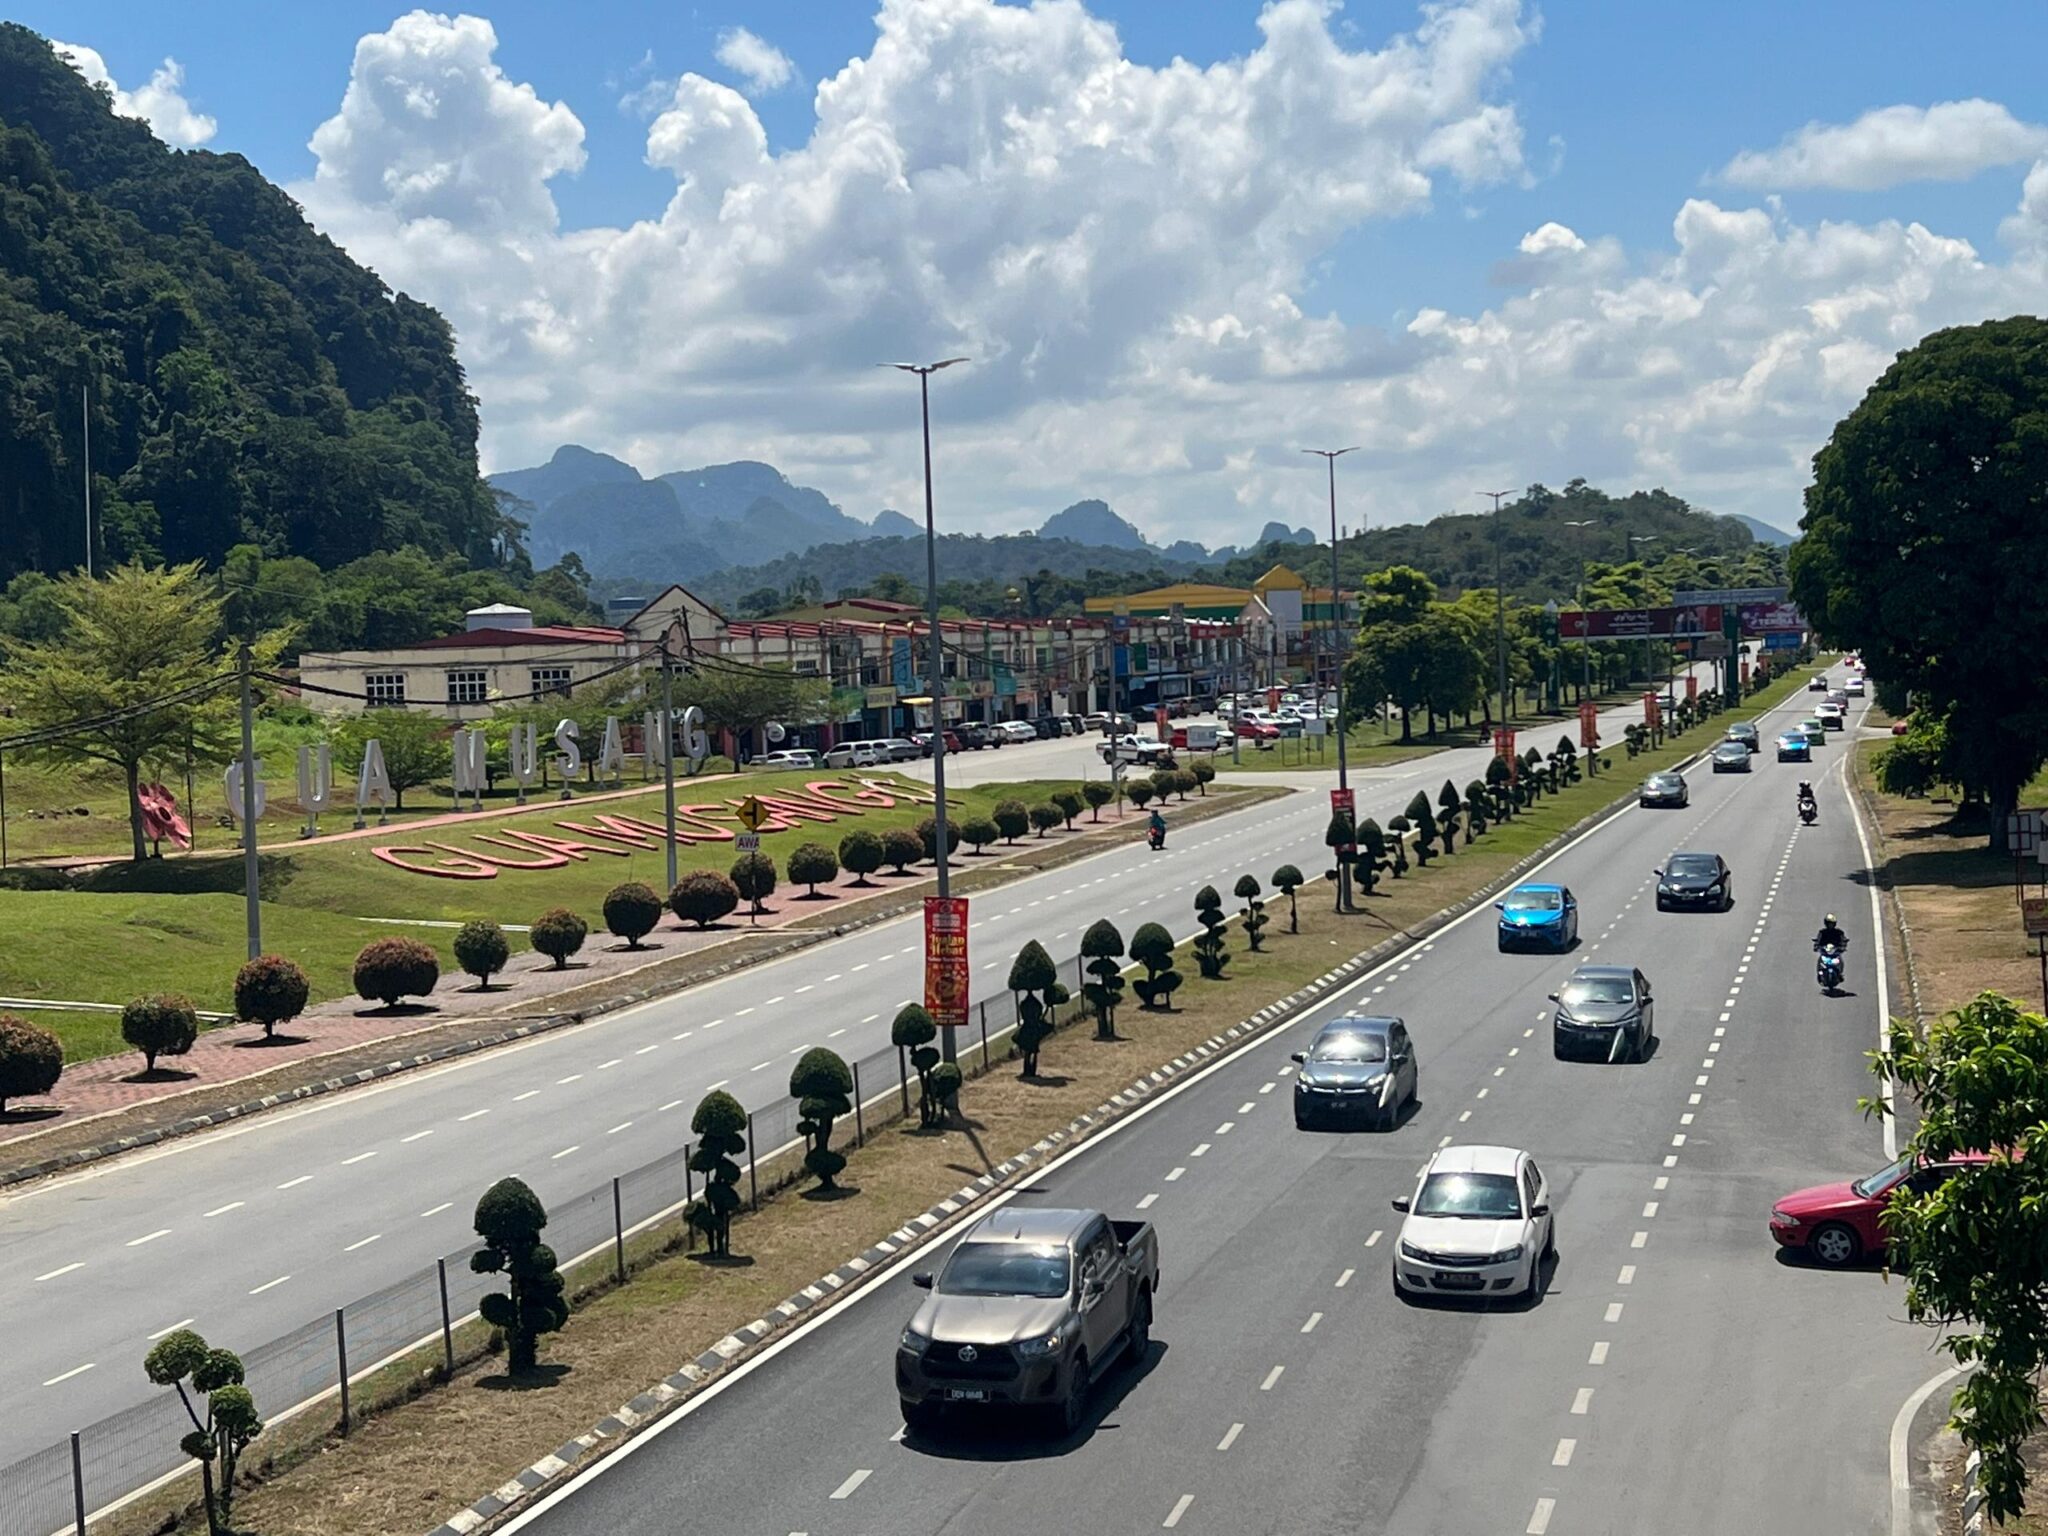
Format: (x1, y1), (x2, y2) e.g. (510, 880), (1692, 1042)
(0, 24), (503, 583)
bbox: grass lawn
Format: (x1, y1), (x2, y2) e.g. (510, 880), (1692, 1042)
(1208, 730), (1448, 773)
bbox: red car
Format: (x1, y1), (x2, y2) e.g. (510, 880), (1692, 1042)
(1769, 1151), (1991, 1267)
(1235, 718), (1281, 740)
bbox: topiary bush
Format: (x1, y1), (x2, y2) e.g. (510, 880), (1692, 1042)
(1355, 818), (1389, 894)
(0, 1014), (63, 1113)
(1463, 779), (1491, 839)
(455, 919), (511, 986)
(1080, 919), (1125, 1039)
(892, 1003), (944, 1124)
(790, 1047), (854, 1191)
(1191, 761), (1215, 795)
(787, 841), (839, 896)
(530, 907), (589, 969)
(471, 1176), (569, 1374)
(1082, 781), (1115, 821)
(1172, 767), (1200, 801)
(1028, 802), (1062, 838)
(1192, 885), (1229, 978)
(687, 1089), (748, 1257)
(1008, 940), (1063, 1076)
(1436, 780), (1464, 851)
(236, 953), (311, 1038)
(729, 852), (777, 914)
(928, 1061), (963, 1123)
(352, 937), (440, 1008)
(1234, 874), (1268, 952)
(669, 870), (740, 928)
(1129, 922), (1181, 1010)
(960, 817), (999, 855)
(882, 827), (924, 875)
(1405, 792), (1438, 865)
(1051, 789), (1084, 829)
(992, 799), (1030, 844)
(1271, 865), (1304, 933)
(916, 815), (961, 862)
(603, 881), (664, 948)
(1126, 777), (1156, 809)
(838, 829), (885, 886)
(1386, 816), (1412, 876)
(121, 994), (199, 1073)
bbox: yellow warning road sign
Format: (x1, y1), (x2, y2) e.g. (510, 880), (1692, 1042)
(736, 796), (769, 832)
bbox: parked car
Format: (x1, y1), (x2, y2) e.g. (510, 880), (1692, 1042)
(954, 722), (991, 751)
(1235, 719), (1281, 742)
(1291, 1015), (1418, 1130)
(1769, 1152), (1992, 1268)
(1031, 716), (1059, 739)
(823, 741), (883, 768)
(1639, 771), (1689, 808)
(911, 730), (964, 757)
(897, 1207), (1158, 1433)
(1391, 1144), (1554, 1303)
(1725, 722), (1761, 753)
(1100, 734), (1175, 767)
(996, 720), (1039, 743)
(1550, 965), (1656, 1062)
(1655, 850), (1733, 911)
(1495, 884), (1579, 951)
(1890, 719), (1911, 736)
(1082, 712), (1112, 732)
(1776, 730), (1813, 762)
(1710, 740), (1752, 773)
(759, 749), (822, 771)
(878, 737), (920, 762)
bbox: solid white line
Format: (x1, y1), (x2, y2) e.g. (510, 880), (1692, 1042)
(277, 1175), (312, 1190)
(43, 1363), (95, 1387)
(1528, 1498), (1555, 1535)
(1553, 1438), (1576, 1466)
(147, 1319), (194, 1340)
(1217, 1423), (1244, 1452)
(126, 1229), (171, 1247)
(1571, 1386), (1593, 1414)
(35, 1262), (84, 1282)
(1259, 1365), (1284, 1391)
(1843, 754), (1900, 1160)
(1164, 1494), (1195, 1528)
(828, 1470), (870, 1500)
(344, 1234), (381, 1252)
(1136, 1194), (1158, 1210)
(249, 1275), (290, 1295)
(420, 1202), (453, 1219)
(203, 1201), (244, 1217)
(1892, 1364), (1968, 1536)
(402, 1130), (434, 1143)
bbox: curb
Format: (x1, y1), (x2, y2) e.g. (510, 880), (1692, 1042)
(1962, 1449), (1985, 1534)
(422, 757), (1694, 1536)
(1848, 748), (1933, 1029)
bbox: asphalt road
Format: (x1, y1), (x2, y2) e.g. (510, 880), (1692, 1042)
(490, 688), (1937, 1536)
(0, 667), (1733, 1487)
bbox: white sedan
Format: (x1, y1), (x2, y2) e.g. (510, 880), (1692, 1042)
(758, 749), (822, 770)
(994, 720), (1038, 743)
(1391, 1144), (1554, 1304)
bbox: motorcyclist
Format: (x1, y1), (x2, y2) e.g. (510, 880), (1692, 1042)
(1813, 913), (1847, 952)
(1796, 780), (1817, 814)
(1147, 808), (1167, 848)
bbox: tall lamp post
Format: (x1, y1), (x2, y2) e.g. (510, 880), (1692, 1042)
(1562, 518), (1597, 701)
(1479, 489), (1515, 733)
(1627, 534), (1658, 710)
(1304, 447), (1358, 910)
(887, 356), (968, 1063)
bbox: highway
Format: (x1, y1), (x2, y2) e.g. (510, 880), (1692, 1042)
(0, 670), (1731, 1490)
(489, 684), (1933, 1536)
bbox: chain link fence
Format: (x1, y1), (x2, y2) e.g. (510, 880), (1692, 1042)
(1, 953), (1087, 1536)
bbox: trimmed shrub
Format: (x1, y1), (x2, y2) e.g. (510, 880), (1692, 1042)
(1436, 780), (1463, 851)
(882, 827), (924, 874)
(0, 1014), (63, 1112)
(603, 881), (664, 947)
(352, 937), (439, 1008)
(961, 817), (1000, 855)
(1271, 864), (1304, 933)
(1191, 761), (1215, 796)
(1170, 767), (1199, 801)
(1080, 919), (1126, 1038)
(530, 907), (589, 969)
(1192, 885), (1229, 978)
(892, 1003), (944, 1124)
(235, 954), (310, 1039)
(142, 1329), (261, 1532)
(1385, 816), (1412, 876)
(928, 1062), (963, 1123)
(454, 919), (511, 986)
(1235, 874), (1268, 951)
(122, 994), (199, 1072)
(1406, 792), (1438, 865)
(1028, 802), (1062, 838)
(788, 841), (839, 895)
(1463, 779), (1491, 839)
(1051, 789), (1085, 830)
(839, 829), (885, 886)
(730, 852), (777, 913)
(1009, 940), (1063, 1076)
(1130, 922), (1181, 1010)
(669, 870), (740, 928)
(992, 799), (1030, 844)
(1082, 781), (1115, 821)
(790, 1047), (854, 1190)
(686, 1090), (749, 1257)
(472, 1176), (569, 1374)
(1126, 777), (1156, 809)
(916, 815), (961, 862)
(1355, 818), (1389, 894)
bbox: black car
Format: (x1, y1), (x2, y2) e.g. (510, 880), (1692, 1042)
(1032, 716), (1058, 739)
(1292, 1016), (1417, 1130)
(955, 722), (991, 750)
(1655, 851), (1733, 911)
(1551, 966), (1656, 1063)
(1710, 740), (1751, 773)
(1725, 722), (1761, 753)
(1640, 771), (1689, 808)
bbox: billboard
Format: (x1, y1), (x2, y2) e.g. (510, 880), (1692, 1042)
(1559, 605), (1723, 639)
(924, 897), (970, 1030)
(1737, 601), (1805, 634)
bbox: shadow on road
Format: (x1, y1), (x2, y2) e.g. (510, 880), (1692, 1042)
(902, 1339), (1169, 1459)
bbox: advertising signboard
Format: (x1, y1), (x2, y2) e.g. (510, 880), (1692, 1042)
(891, 637), (915, 691)
(1578, 701), (1600, 749)
(1738, 601), (1805, 634)
(1764, 632), (1802, 651)
(1559, 605), (1724, 639)
(924, 896), (970, 1030)
(1643, 693), (1661, 730)
(1685, 675), (1698, 704)
(1493, 729), (1518, 779)
(1330, 787), (1356, 852)
(2024, 896), (2048, 939)
(1675, 587), (1788, 607)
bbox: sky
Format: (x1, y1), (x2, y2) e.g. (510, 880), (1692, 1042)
(29, 0), (2048, 546)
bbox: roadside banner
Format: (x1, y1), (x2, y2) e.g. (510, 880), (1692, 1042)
(1643, 693), (1661, 730)
(1329, 787), (1356, 853)
(1560, 604), (1723, 640)
(1741, 658), (1752, 690)
(1685, 675), (1698, 704)
(1156, 707), (1170, 737)
(1494, 728), (1518, 779)
(1578, 701), (1599, 749)
(2023, 896), (2048, 939)
(924, 896), (970, 1030)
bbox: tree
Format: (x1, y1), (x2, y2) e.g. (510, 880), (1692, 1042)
(839, 829), (885, 885)
(603, 881), (664, 947)
(1082, 781), (1115, 821)
(790, 1047), (854, 1191)
(1129, 922), (1182, 1010)
(881, 827), (924, 874)
(1486, 752), (1518, 811)
(1234, 874), (1268, 952)
(992, 798), (1030, 844)
(1192, 886), (1229, 978)
(121, 993), (199, 1072)
(788, 841), (839, 895)
(892, 1003), (945, 1124)
(916, 815), (960, 861)
(1871, 992), (2048, 1519)
(1052, 789), (1085, 829)
(1271, 865), (1304, 933)
(0, 1014), (63, 1112)
(471, 1176), (569, 1374)
(687, 661), (830, 757)
(0, 562), (272, 861)
(730, 852), (777, 914)
(1028, 802), (1062, 837)
(1079, 919), (1126, 1038)
(332, 709), (449, 811)
(454, 919), (510, 986)
(1191, 761), (1215, 797)
(687, 1090), (748, 1256)
(530, 907), (589, 968)
(1126, 777), (1156, 809)
(1436, 779), (1464, 850)
(143, 1328), (262, 1536)
(960, 816), (999, 854)
(669, 870), (739, 928)
(1008, 940), (1064, 1077)
(234, 954), (310, 1039)
(1794, 321), (2048, 849)
(352, 936), (440, 1007)
(1876, 714), (1950, 798)
(1405, 792), (1438, 865)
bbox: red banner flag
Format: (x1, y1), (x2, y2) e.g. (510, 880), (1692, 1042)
(924, 896), (970, 1030)
(1578, 702), (1599, 749)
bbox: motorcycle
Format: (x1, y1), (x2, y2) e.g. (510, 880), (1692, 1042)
(1798, 799), (1817, 826)
(1147, 825), (1166, 852)
(1815, 941), (1846, 995)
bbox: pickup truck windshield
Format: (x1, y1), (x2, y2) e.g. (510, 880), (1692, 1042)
(939, 1243), (1071, 1298)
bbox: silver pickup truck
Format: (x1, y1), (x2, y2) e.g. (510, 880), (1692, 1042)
(896, 1207), (1159, 1434)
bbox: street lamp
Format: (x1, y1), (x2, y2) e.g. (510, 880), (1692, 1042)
(1479, 489), (1515, 733)
(887, 356), (967, 1062)
(1304, 447), (1358, 911)
(1562, 518), (1596, 702)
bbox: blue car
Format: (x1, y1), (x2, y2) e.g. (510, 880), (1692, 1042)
(1776, 731), (1812, 763)
(1495, 883), (1579, 951)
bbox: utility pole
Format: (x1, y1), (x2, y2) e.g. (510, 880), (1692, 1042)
(237, 641), (261, 959)
(1304, 448), (1357, 910)
(661, 640), (679, 892)
(889, 356), (967, 1063)
(82, 384), (92, 578)
(1563, 519), (1596, 704)
(1480, 489), (1514, 734)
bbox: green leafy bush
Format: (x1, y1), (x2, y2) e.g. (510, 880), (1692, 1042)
(839, 829), (885, 884)
(687, 1090), (748, 1256)
(916, 815), (960, 861)
(454, 918), (510, 985)
(790, 1047), (855, 1191)
(1080, 919), (1126, 1038)
(788, 841), (840, 895)
(1008, 940), (1064, 1076)
(1130, 922), (1181, 1010)
(471, 1176), (569, 1374)
(0, 1013), (62, 1112)
(1051, 789), (1085, 829)
(121, 993), (199, 1072)
(1192, 886), (1229, 979)
(352, 936), (440, 1007)
(992, 799), (1030, 843)
(603, 881), (664, 947)
(1028, 802), (1062, 837)
(882, 827), (924, 874)
(1234, 873), (1268, 951)
(892, 1003), (944, 1124)
(530, 907), (589, 969)
(960, 817), (999, 854)
(669, 870), (739, 928)
(235, 953), (311, 1037)
(729, 852), (777, 912)
(1082, 781), (1115, 820)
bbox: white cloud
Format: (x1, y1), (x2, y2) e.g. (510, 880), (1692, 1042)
(1719, 99), (2048, 192)
(715, 26), (795, 95)
(53, 41), (216, 147)
(2001, 159), (2048, 252)
(288, 2), (2046, 551)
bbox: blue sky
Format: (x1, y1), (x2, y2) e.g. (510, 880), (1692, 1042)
(26, 2), (2048, 541)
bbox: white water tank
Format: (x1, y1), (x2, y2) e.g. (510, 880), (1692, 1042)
(466, 604), (534, 632)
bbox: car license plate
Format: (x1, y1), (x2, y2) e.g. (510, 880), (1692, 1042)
(947, 1388), (988, 1402)
(1434, 1272), (1484, 1290)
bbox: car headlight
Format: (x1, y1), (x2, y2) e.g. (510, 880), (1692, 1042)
(1484, 1246), (1524, 1265)
(899, 1326), (929, 1352)
(1769, 1210), (1800, 1230)
(1015, 1331), (1066, 1359)
(1398, 1240), (1428, 1261)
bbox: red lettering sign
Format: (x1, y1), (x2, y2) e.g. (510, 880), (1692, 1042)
(924, 896), (970, 1031)
(1578, 701), (1599, 749)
